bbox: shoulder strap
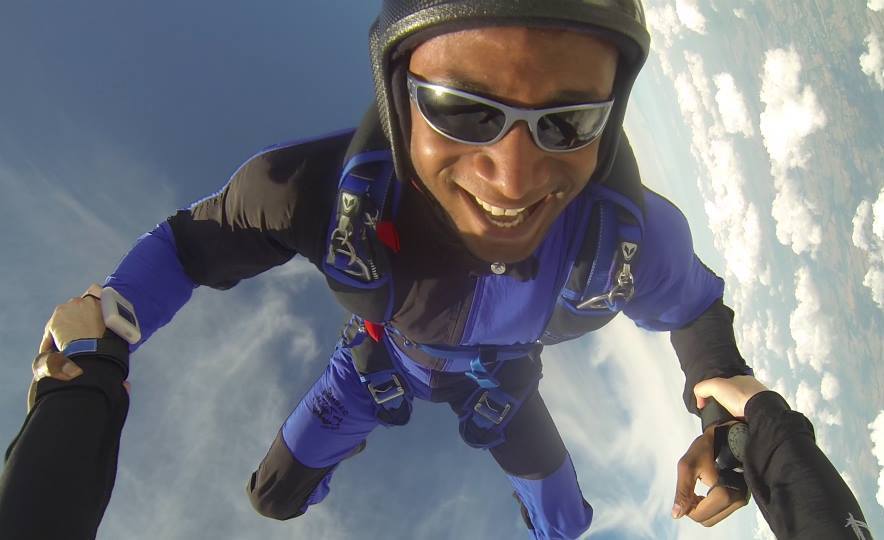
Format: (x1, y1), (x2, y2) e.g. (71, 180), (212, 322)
(563, 131), (646, 313)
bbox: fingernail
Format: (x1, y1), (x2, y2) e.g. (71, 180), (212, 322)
(63, 363), (83, 377)
(671, 504), (682, 518)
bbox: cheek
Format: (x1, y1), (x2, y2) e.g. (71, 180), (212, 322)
(558, 142), (601, 191)
(409, 104), (466, 184)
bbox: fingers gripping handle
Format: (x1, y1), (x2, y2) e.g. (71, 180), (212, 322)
(699, 397), (733, 432)
(700, 398), (749, 471)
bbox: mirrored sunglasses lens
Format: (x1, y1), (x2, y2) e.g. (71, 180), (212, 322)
(415, 86), (505, 143)
(537, 107), (609, 150)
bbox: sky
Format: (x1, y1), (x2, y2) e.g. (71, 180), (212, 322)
(0, 1), (882, 539)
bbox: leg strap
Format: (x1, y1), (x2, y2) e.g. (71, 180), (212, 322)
(343, 316), (412, 426)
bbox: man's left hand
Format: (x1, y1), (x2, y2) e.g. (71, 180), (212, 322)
(672, 428), (749, 526)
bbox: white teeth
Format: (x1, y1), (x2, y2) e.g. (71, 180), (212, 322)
(487, 212), (526, 228)
(471, 194), (530, 228)
(473, 195), (526, 217)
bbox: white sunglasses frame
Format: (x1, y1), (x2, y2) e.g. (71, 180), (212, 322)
(406, 73), (615, 153)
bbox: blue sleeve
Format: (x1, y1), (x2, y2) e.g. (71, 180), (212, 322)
(623, 189), (724, 331)
(623, 188), (752, 415)
(103, 221), (196, 352)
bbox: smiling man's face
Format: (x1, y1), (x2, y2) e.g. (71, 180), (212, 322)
(408, 26), (619, 263)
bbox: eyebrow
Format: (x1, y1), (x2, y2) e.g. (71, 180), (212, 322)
(428, 74), (610, 104)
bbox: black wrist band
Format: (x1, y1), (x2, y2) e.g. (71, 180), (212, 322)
(62, 335), (130, 378)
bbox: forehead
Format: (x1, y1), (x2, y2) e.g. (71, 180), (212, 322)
(408, 26), (618, 103)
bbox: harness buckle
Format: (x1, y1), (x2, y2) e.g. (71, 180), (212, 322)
(473, 391), (512, 425)
(366, 373), (406, 405)
(576, 241), (637, 311)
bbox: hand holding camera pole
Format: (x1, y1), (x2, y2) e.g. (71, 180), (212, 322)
(673, 377), (762, 524)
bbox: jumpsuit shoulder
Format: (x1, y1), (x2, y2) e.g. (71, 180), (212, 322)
(624, 187), (725, 330)
(168, 129), (355, 287)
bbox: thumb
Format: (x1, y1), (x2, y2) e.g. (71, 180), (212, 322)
(694, 379), (716, 411)
(39, 325), (57, 354)
(82, 283), (104, 300)
(673, 453), (701, 518)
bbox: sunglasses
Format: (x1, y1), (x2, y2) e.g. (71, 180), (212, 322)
(406, 73), (614, 153)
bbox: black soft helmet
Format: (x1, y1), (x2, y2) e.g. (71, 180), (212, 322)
(369, 0), (650, 184)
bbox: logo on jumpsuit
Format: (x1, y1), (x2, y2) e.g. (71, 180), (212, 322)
(311, 388), (350, 430)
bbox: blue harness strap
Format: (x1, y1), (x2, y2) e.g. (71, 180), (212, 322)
(456, 346), (544, 449)
(324, 151), (411, 425)
(561, 184), (644, 315)
(340, 316), (412, 426)
(323, 151), (398, 294)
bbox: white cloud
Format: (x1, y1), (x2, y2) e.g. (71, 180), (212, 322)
(671, 55), (765, 297)
(770, 177), (823, 256)
(860, 32), (884, 90)
(685, 52), (716, 118)
(764, 313), (788, 357)
(713, 73), (755, 137)
(870, 0), (884, 11)
(795, 380), (820, 417)
(868, 410), (884, 509)
(543, 318), (756, 538)
(852, 189), (884, 309)
(820, 372), (841, 400)
(759, 48), (827, 173)
(646, 4), (683, 49)
(817, 409), (843, 427)
(854, 199), (876, 251)
(759, 48), (827, 256)
(676, 0), (708, 34)
(789, 266), (832, 372)
(754, 509), (777, 539)
(841, 471), (858, 496)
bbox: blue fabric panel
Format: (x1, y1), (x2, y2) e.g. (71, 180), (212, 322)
(461, 193), (591, 346)
(103, 221), (197, 351)
(281, 346), (385, 468)
(624, 189), (724, 331)
(508, 454), (593, 540)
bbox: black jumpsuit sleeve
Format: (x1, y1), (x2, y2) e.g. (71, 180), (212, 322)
(167, 131), (353, 289)
(743, 391), (872, 540)
(670, 299), (753, 415)
(0, 357), (129, 540)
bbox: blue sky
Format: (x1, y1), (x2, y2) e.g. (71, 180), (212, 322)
(1, 1), (882, 539)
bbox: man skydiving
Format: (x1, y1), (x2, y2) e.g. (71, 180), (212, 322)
(8, 2), (857, 539)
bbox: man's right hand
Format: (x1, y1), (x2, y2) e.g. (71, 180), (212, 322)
(28, 284), (107, 411)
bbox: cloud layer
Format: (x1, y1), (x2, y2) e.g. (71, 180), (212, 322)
(852, 189), (884, 309)
(759, 48), (827, 256)
(675, 0), (707, 34)
(860, 32), (884, 90)
(869, 410), (884, 509)
(713, 73), (755, 137)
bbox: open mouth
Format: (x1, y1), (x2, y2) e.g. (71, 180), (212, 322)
(468, 192), (548, 229)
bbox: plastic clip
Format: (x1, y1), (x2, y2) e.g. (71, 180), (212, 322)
(473, 391), (512, 425)
(366, 374), (405, 405)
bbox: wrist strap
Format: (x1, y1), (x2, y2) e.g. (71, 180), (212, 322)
(62, 334), (130, 378)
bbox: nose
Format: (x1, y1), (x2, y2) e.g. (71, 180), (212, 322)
(472, 121), (550, 201)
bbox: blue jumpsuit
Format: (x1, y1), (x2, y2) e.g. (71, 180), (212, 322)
(101, 127), (748, 539)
